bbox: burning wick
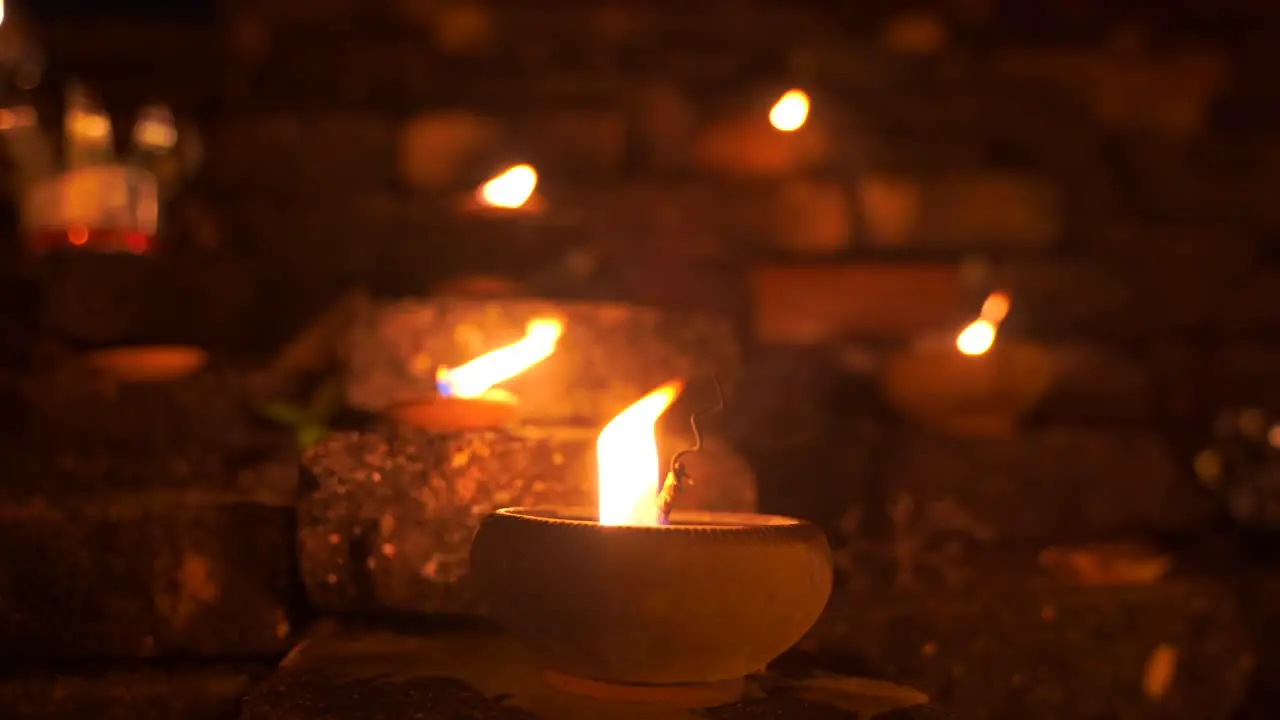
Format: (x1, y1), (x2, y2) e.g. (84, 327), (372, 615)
(435, 317), (564, 401)
(478, 163), (538, 209)
(955, 291), (1011, 357)
(769, 89), (810, 132)
(658, 377), (726, 526)
(598, 381), (684, 527)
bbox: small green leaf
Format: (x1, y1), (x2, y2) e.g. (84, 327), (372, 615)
(297, 423), (330, 449)
(259, 402), (309, 427)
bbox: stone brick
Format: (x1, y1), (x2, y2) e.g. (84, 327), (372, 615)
(858, 174), (921, 247)
(771, 180), (853, 255)
(204, 114), (396, 193)
(428, 1), (497, 55)
(880, 12), (949, 55)
(751, 264), (965, 344)
(0, 665), (269, 720)
(398, 112), (505, 189)
(528, 108), (628, 175)
(995, 48), (1228, 138)
(919, 174), (1062, 250)
(877, 429), (1213, 541)
(693, 110), (831, 177)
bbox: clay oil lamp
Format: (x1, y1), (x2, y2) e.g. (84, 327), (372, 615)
(84, 345), (208, 383)
(470, 380), (833, 708)
(386, 316), (563, 431)
(881, 291), (1055, 436)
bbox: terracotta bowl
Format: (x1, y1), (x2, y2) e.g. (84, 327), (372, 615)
(84, 345), (208, 382)
(470, 507), (833, 694)
(386, 396), (517, 431)
(880, 341), (1055, 437)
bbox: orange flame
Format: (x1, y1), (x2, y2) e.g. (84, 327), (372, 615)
(478, 164), (537, 209)
(436, 317), (564, 399)
(597, 381), (684, 526)
(955, 291), (1011, 357)
(769, 89), (810, 132)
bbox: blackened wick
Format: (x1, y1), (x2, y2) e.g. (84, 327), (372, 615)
(657, 376), (726, 525)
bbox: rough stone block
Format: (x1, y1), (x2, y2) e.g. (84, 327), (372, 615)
(398, 112), (504, 189)
(751, 264), (965, 344)
(298, 424), (756, 615)
(808, 572), (1249, 719)
(0, 490), (299, 659)
(344, 297), (741, 424)
(771, 180), (853, 255)
(877, 429), (1213, 541)
(204, 114), (396, 193)
(919, 174), (1061, 250)
(0, 664), (271, 720)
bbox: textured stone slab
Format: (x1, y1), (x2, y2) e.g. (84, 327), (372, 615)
(0, 490), (300, 660)
(298, 424), (756, 614)
(876, 429), (1213, 541)
(0, 663), (271, 720)
(807, 569), (1250, 720)
(239, 621), (947, 719)
(344, 298), (741, 424)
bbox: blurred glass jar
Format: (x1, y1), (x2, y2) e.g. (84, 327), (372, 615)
(21, 164), (160, 256)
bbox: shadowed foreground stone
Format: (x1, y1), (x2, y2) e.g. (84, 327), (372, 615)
(298, 424), (756, 615)
(0, 664), (272, 720)
(239, 621), (948, 719)
(806, 564), (1251, 720)
(0, 489), (300, 659)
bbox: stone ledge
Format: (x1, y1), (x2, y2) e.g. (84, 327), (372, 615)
(240, 620), (948, 719)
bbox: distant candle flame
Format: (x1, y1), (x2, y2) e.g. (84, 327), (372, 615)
(598, 381), (684, 526)
(955, 291), (1011, 356)
(436, 317), (563, 399)
(769, 89), (810, 132)
(478, 163), (537, 209)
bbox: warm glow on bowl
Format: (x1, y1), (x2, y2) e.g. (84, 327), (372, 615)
(956, 319), (996, 356)
(436, 317), (564, 399)
(769, 89), (810, 132)
(478, 164), (538, 209)
(597, 381), (684, 526)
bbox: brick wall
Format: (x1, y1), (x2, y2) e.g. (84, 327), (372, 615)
(21, 0), (1280, 504)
